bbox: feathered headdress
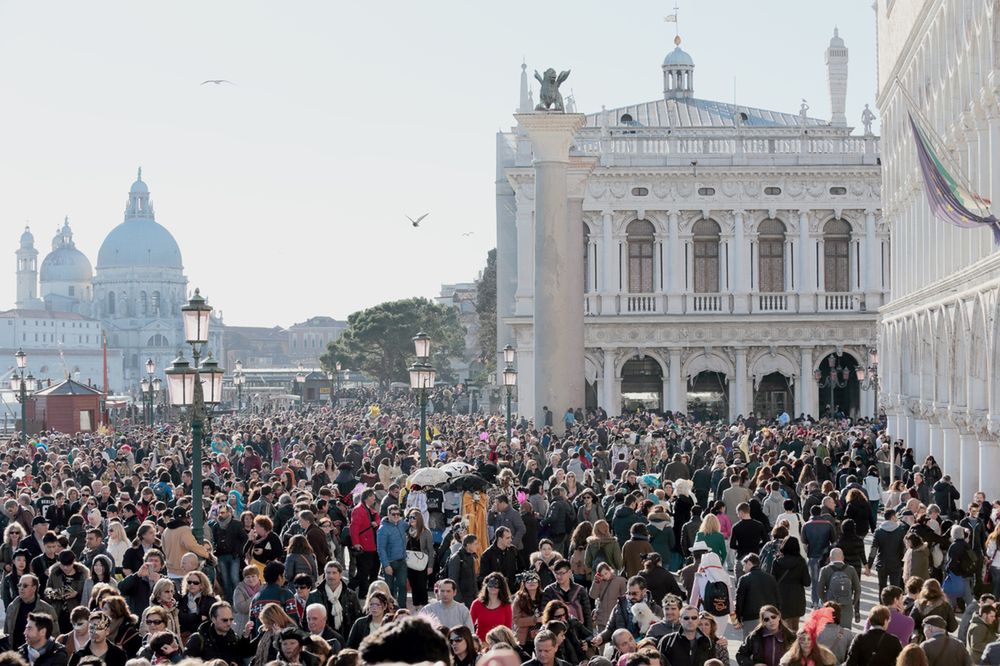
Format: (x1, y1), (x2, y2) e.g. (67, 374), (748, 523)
(802, 607), (836, 643)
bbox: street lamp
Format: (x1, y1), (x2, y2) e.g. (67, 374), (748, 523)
(502, 359), (517, 442)
(814, 354), (850, 418)
(856, 347), (880, 416)
(335, 361), (342, 393)
(409, 332), (435, 466)
(233, 360), (245, 412)
(10, 349), (36, 443)
(142, 358), (157, 427)
(166, 288), (219, 542)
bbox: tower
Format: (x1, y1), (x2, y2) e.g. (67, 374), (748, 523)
(826, 27), (848, 126)
(16, 226), (39, 309)
(662, 35), (694, 100)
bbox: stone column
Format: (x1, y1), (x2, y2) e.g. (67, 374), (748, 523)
(988, 101), (1000, 217)
(495, 137), (518, 374)
(733, 348), (748, 420)
(940, 417), (959, 481)
(798, 346), (814, 418)
(515, 112), (587, 433)
(667, 211), (683, 314)
(914, 416), (930, 464)
(601, 349), (617, 416)
(927, 416), (944, 463)
(982, 436), (1000, 499)
(669, 348), (684, 414)
(733, 210), (748, 314)
(566, 157), (598, 415)
(864, 208), (879, 309)
(600, 210), (616, 315)
(960, 429), (979, 500)
(514, 197), (534, 316)
(798, 210), (815, 312)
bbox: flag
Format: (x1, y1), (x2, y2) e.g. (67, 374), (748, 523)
(664, 14), (677, 22)
(909, 113), (1000, 246)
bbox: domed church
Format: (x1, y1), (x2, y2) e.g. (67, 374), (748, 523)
(12, 169), (220, 389)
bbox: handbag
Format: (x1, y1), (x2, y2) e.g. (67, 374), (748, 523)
(406, 550), (429, 570)
(942, 572), (964, 598)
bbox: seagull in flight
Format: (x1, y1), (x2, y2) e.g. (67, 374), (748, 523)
(201, 79), (236, 86)
(407, 213), (429, 227)
(461, 232), (474, 237)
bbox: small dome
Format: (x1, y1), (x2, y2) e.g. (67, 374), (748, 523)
(19, 226), (34, 248)
(663, 46), (694, 67)
(97, 218), (183, 270)
(829, 27), (844, 49)
(130, 178), (149, 195)
(40, 246), (93, 283)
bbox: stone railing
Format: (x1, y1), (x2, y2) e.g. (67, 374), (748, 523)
(820, 292), (857, 312)
(687, 293), (730, 313)
(754, 292), (797, 313)
(622, 293), (661, 314)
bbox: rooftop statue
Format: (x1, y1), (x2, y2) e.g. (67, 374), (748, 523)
(534, 68), (571, 112)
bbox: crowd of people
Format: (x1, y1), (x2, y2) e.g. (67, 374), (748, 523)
(0, 394), (995, 666)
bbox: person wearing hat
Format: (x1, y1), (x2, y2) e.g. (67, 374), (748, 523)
(919, 614), (971, 666)
(680, 540), (711, 596)
(24, 515), (50, 561)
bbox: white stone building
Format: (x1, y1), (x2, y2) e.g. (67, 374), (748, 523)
(875, 0), (1000, 498)
(496, 32), (887, 421)
(436, 282), (481, 383)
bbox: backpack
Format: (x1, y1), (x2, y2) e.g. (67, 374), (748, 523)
(826, 567), (853, 607)
(563, 586), (585, 624)
(591, 543), (609, 571)
(759, 541), (779, 574)
(702, 580), (730, 617)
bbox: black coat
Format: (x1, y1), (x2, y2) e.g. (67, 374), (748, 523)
(844, 628), (902, 666)
(306, 584), (362, 637)
(177, 592), (219, 634)
(772, 553), (810, 618)
(447, 549), (479, 605)
(18, 639), (67, 666)
(479, 543), (519, 585)
(735, 568), (781, 621)
(184, 620), (255, 662)
(736, 624), (796, 666)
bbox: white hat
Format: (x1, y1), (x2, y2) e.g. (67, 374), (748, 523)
(691, 540), (711, 553)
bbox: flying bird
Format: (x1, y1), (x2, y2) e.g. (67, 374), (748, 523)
(461, 232), (474, 237)
(407, 213), (429, 227)
(201, 79), (236, 86)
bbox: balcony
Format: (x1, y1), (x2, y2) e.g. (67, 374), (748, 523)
(752, 292), (798, 313)
(622, 293), (662, 314)
(820, 292), (858, 312)
(581, 290), (873, 316)
(686, 293), (730, 313)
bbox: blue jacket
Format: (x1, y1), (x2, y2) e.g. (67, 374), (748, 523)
(376, 518), (407, 568)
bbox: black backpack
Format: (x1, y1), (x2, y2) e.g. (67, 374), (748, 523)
(702, 580), (730, 617)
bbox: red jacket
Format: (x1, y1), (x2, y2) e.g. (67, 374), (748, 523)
(349, 503), (379, 552)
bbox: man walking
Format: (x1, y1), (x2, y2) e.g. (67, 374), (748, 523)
(819, 548), (861, 626)
(376, 504), (408, 611)
(865, 509), (907, 592)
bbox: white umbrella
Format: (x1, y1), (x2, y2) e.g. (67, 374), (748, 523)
(440, 461), (475, 477)
(408, 467), (449, 487)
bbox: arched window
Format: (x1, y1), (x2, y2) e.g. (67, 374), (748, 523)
(758, 218), (786, 293)
(823, 219), (851, 292)
(107, 291), (116, 315)
(139, 291), (148, 317)
(146, 334), (169, 347)
(692, 219), (721, 293)
(120, 291), (130, 317)
(151, 291), (161, 317)
(627, 220), (655, 293)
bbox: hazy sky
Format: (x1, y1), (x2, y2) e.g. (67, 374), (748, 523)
(0, 1), (878, 327)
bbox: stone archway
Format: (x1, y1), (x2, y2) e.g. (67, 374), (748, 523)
(815, 351), (860, 418)
(620, 356), (664, 413)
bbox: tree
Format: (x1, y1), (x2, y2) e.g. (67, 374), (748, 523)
(475, 249), (497, 374)
(320, 297), (465, 389)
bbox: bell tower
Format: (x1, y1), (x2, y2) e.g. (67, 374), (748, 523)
(16, 226), (39, 309)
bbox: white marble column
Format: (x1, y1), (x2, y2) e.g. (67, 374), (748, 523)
(733, 348), (748, 420)
(980, 438), (1000, 500)
(669, 348), (684, 414)
(567, 158), (597, 416)
(940, 418), (959, 482)
(601, 349), (617, 416)
(495, 139), (518, 374)
(514, 200), (534, 316)
(928, 418), (944, 463)
(798, 210), (815, 312)
(960, 430), (980, 500)
(600, 210), (616, 315)
(914, 417), (930, 464)
(667, 211), (683, 314)
(864, 208), (879, 309)
(516, 112), (587, 433)
(798, 346), (814, 418)
(733, 210), (748, 314)
(988, 103), (1000, 217)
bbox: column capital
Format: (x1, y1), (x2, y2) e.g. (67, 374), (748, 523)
(567, 156), (598, 200)
(514, 112), (587, 162)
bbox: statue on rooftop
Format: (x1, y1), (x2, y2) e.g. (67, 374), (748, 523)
(534, 68), (571, 112)
(862, 104), (876, 136)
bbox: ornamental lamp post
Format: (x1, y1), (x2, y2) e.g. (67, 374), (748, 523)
(233, 360), (245, 412)
(144, 358), (157, 427)
(152, 378), (162, 424)
(409, 332), (435, 467)
(815, 354), (850, 418)
(175, 288), (213, 542)
(10, 349), (35, 443)
(502, 361), (517, 443)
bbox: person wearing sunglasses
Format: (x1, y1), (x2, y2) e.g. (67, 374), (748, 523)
(735, 605), (795, 666)
(447, 625), (479, 666)
(183, 600), (256, 662)
(655, 605), (712, 666)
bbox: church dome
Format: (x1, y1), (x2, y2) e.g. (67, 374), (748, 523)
(41, 245), (93, 282)
(96, 169), (184, 271)
(19, 226), (34, 249)
(40, 218), (92, 283)
(663, 46), (693, 67)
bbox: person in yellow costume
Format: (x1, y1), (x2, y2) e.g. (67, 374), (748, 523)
(462, 491), (488, 574)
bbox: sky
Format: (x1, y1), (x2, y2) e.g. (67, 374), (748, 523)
(0, 1), (878, 327)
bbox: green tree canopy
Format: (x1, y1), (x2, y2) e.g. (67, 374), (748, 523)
(476, 249), (497, 375)
(320, 297), (465, 389)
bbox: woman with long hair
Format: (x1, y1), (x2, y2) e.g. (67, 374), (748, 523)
(98, 594), (142, 656)
(512, 572), (543, 649)
(772, 536), (810, 632)
(895, 644), (930, 666)
(584, 520), (623, 575)
(541, 600), (593, 665)
(177, 570), (216, 638)
(485, 625), (530, 662)
(83, 554), (117, 604)
(253, 602), (298, 665)
(148, 579), (181, 637)
(139, 604), (173, 638)
(0, 523), (25, 574)
(405, 507), (435, 607)
(909, 578), (957, 639)
(532, 540), (559, 588)
(283, 534), (318, 587)
(568, 521), (593, 585)
(346, 590), (390, 649)
(1, 548), (29, 607)
(106, 521), (130, 573)
(985, 522), (1000, 598)
(448, 625), (479, 666)
(470, 572), (513, 643)
(697, 611), (729, 663)
(694, 513), (727, 564)
(736, 605), (796, 666)
(779, 628), (836, 666)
